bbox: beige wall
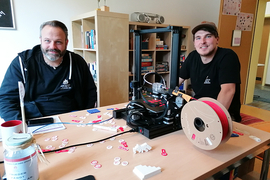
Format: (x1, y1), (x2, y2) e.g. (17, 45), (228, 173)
(259, 18), (270, 65)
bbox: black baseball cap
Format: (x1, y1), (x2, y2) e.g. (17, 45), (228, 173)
(192, 21), (219, 37)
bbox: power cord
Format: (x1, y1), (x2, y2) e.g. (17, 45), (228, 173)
(42, 128), (137, 154)
(0, 128), (137, 164)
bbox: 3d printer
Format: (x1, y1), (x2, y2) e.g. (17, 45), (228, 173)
(113, 26), (186, 139)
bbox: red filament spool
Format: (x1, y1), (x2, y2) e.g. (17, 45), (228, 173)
(180, 98), (232, 150)
(202, 101), (229, 141)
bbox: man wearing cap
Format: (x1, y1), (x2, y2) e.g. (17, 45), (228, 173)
(179, 21), (241, 122)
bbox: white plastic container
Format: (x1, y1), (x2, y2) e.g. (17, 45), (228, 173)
(4, 133), (39, 180)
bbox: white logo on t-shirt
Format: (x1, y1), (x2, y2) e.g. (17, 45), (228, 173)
(60, 79), (71, 89)
(204, 76), (211, 84)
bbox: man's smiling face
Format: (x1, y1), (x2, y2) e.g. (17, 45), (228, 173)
(193, 30), (219, 58)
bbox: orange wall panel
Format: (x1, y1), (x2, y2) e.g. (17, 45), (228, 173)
(218, 0), (258, 103)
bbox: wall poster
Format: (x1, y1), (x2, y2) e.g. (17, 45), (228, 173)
(0, 0), (16, 29)
(235, 13), (254, 31)
(222, 0), (242, 16)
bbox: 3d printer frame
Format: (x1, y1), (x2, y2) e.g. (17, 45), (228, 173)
(131, 26), (182, 99)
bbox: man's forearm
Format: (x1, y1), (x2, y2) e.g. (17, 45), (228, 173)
(179, 77), (185, 87)
(217, 83), (235, 109)
(0, 104), (21, 121)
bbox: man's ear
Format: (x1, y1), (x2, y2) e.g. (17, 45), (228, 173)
(66, 39), (69, 48)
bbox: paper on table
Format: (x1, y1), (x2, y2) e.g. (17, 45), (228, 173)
(0, 116), (66, 141)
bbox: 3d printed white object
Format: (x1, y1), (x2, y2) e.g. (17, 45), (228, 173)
(133, 143), (152, 154)
(133, 165), (161, 180)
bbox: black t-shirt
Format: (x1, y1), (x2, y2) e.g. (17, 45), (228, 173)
(179, 47), (241, 122)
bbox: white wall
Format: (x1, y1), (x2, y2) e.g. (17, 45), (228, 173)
(0, 0), (221, 85)
(266, 2), (270, 14)
(266, 55), (270, 84)
(265, 2), (270, 84)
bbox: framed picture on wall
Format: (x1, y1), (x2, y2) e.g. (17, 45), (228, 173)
(0, 0), (16, 29)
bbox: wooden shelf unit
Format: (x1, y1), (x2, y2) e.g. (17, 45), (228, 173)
(128, 22), (190, 99)
(71, 10), (129, 107)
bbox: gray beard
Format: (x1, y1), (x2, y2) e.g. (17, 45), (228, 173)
(42, 48), (66, 62)
(45, 53), (60, 61)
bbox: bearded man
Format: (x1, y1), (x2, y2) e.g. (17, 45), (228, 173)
(0, 20), (97, 121)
